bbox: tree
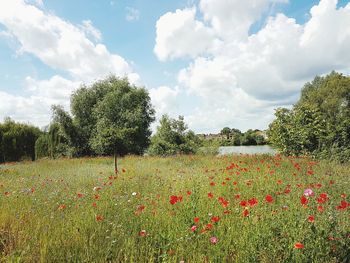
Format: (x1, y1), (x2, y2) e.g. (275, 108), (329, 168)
(268, 71), (350, 161)
(221, 127), (231, 139)
(0, 118), (42, 162)
(45, 76), (154, 158)
(148, 115), (200, 155)
(89, 77), (155, 156)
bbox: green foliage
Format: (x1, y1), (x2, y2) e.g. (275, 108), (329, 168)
(216, 128), (266, 146)
(0, 118), (42, 162)
(148, 115), (200, 155)
(49, 76), (154, 157)
(35, 134), (49, 160)
(268, 71), (350, 161)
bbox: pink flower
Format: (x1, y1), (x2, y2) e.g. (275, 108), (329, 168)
(303, 189), (314, 197)
(210, 236), (218, 244)
(191, 225), (197, 232)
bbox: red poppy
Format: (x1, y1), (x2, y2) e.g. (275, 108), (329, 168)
(300, 196), (308, 206)
(96, 215), (104, 222)
(294, 242), (304, 249)
(58, 204), (66, 210)
(234, 194), (241, 200)
(248, 198), (258, 207)
(240, 200), (248, 207)
(194, 217), (200, 223)
(308, 215), (315, 223)
(218, 197), (229, 207)
(77, 192), (84, 198)
(211, 216), (220, 223)
(208, 192), (214, 199)
(205, 223), (213, 230)
(317, 205), (324, 213)
(94, 194), (100, 200)
(92, 202), (97, 208)
(265, 195), (274, 203)
(191, 225), (197, 232)
(139, 230), (147, 237)
(186, 191), (192, 196)
(336, 200), (349, 210)
(210, 182), (215, 186)
(243, 209), (249, 217)
(169, 195), (182, 205)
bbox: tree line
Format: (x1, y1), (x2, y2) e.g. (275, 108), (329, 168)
(0, 71), (349, 162)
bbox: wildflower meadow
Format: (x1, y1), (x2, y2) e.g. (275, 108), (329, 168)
(0, 155), (349, 262)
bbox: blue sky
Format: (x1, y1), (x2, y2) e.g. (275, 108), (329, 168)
(1, 0), (350, 132)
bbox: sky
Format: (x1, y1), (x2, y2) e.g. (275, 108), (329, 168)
(0, 0), (350, 133)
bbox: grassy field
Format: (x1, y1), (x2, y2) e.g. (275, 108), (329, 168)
(0, 155), (349, 262)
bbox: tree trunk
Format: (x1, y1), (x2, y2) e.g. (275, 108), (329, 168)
(114, 148), (118, 175)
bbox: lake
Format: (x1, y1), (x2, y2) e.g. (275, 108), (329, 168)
(218, 145), (277, 155)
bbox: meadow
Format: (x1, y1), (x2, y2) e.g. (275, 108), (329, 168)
(0, 155), (349, 262)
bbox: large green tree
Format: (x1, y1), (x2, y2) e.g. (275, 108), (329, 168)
(46, 76), (155, 157)
(268, 71), (350, 161)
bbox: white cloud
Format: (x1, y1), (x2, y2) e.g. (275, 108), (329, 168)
(0, 0), (138, 82)
(80, 20), (102, 42)
(149, 86), (180, 117)
(125, 7), (140, 21)
(154, 8), (218, 61)
(155, 0), (350, 132)
(0, 0), (141, 127)
(0, 75), (80, 127)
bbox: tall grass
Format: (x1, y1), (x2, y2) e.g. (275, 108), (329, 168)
(0, 155), (349, 262)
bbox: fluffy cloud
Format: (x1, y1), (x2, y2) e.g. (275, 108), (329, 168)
(0, 0), (140, 127)
(155, 0), (350, 132)
(0, 0), (137, 82)
(154, 8), (217, 61)
(0, 75), (80, 127)
(149, 86), (180, 117)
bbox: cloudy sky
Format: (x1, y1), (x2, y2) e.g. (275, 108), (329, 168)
(0, 0), (350, 133)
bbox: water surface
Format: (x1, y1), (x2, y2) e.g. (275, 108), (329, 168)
(218, 145), (277, 155)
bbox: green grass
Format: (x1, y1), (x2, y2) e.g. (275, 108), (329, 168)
(0, 155), (349, 262)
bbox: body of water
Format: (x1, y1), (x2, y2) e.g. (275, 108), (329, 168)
(218, 145), (277, 155)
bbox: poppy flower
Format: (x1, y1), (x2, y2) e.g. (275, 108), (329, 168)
(92, 202), (97, 208)
(208, 192), (214, 199)
(194, 217), (200, 223)
(294, 242), (304, 249)
(248, 198), (258, 207)
(77, 192), (84, 198)
(211, 216), (220, 223)
(96, 215), (104, 222)
(139, 230), (147, 237)
(317, 205), (324, 213)
(300, 196), (308, 206)
(234, 194), (241, 200)
(303, 189), (314, 197)
(308, 215), (315, 223)
(210, 236), (218, 244)
(191, 225), (197, 232)
(336, 200), (349, 210)
(265, 195), (274, 203)
(205, 223), (213, 230)
(186, 191), (192, 196)
(240, 200), (248, 207)
(243, 209), (249, 217)
(169, 195), (182, 205)
(58, 204), (66, 210)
